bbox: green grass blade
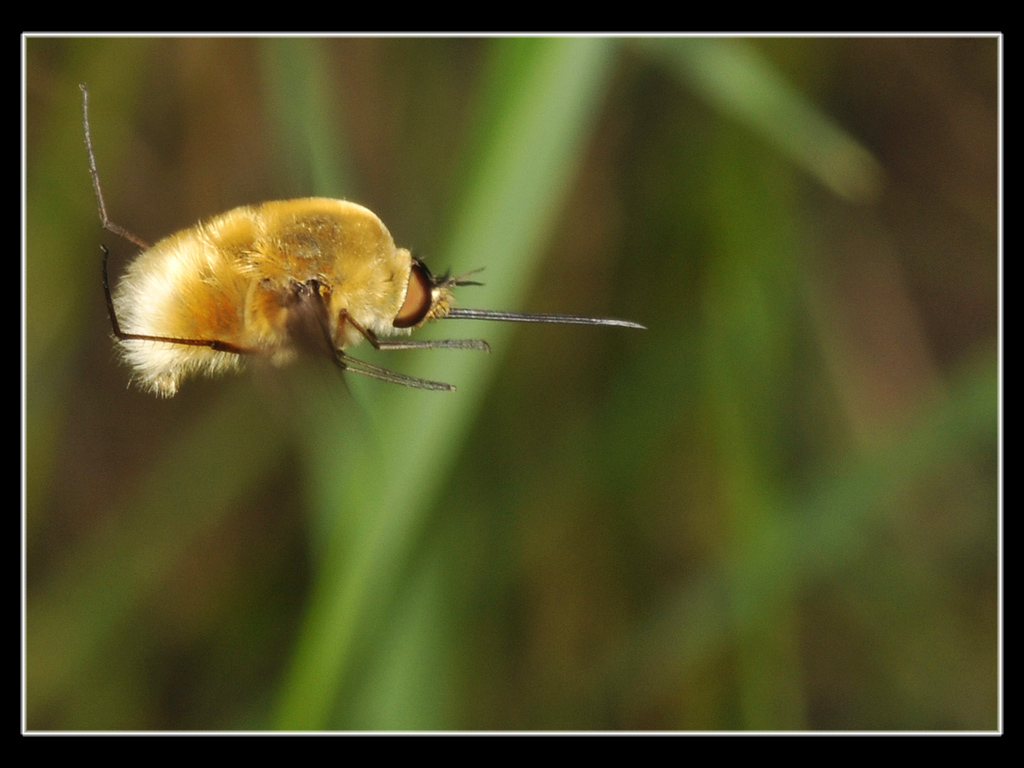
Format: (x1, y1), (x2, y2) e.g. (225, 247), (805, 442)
(274, 37), (615, 730)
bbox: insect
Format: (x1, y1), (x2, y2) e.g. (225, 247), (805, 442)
(81, 85), (645, 396)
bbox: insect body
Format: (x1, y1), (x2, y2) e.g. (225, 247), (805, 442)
(83, 85), (644, 395)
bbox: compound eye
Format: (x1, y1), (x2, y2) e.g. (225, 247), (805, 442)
(393, 261), (434, 328)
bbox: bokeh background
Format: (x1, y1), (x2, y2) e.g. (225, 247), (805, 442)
(25, 36), (999, 731)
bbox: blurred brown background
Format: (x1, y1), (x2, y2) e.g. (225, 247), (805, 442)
(25, 36), (998, 731)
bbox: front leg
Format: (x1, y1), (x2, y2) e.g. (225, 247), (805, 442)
(338, 309), (490, 353)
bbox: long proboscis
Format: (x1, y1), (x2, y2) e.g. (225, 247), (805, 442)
(444, 307), (646, 330)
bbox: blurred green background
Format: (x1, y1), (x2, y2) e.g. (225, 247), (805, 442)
(25, 36), (998, 731)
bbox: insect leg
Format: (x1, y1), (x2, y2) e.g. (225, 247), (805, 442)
(330, 351), (457, 391)
(80, 83), (150, 250)
(309, 294), (458, 390)
(101, 245), (258, 355)
(339, 309), (490, 352)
